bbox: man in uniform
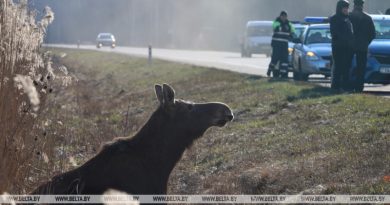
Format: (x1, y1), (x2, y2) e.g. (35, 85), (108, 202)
(350, 0), (376, 92)
(330, 0), (354, 91)
(267, 11), (295, 78)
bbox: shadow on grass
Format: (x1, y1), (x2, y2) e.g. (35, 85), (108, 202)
(363, 90), (390, 97)
(286, 86), (338, 102)
(245, 75), (264, 81)
(253, 77), (344, 102)
(266, 78), (290, 83)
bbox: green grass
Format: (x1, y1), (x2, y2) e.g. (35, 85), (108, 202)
(41, 48), (390, 195)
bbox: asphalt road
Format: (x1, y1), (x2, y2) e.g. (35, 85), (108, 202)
(49, 44), (390, 95)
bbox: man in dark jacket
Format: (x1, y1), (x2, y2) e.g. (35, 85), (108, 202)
(350, 0), (376, 92)
(330, 0), (354, 91)
(386, 8), (390, 15)
(267, 11), (295, 78)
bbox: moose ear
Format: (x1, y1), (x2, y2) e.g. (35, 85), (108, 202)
(162, 83), (175, 105)
(155, 84), (163, 104)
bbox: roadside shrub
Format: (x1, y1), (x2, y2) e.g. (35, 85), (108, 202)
(0, 0), (56, 193)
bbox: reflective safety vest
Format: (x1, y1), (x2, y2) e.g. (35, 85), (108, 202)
(272, 19), (295, 43)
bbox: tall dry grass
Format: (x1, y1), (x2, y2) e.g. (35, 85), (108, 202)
(0, 0), (56, 193)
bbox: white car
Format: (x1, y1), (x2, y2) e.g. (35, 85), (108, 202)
(241, 21), (273, 58)
(96, 33), (116, 48)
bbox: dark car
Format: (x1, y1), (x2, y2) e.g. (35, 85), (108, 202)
(359, 15), (390, 85)
(96, 33), (116, 49)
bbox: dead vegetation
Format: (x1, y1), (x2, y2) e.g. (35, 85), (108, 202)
(0, 0), (70, 193)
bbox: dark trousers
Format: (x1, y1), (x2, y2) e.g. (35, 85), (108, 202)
(269, 41), (289, 72)
(331, 45), (354, 90)
(353, 50), (367, 91)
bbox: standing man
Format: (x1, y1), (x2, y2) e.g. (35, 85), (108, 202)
(267, 11), (295, 78)
(350, 0), (376, 92)
(330, 0), (354, 91)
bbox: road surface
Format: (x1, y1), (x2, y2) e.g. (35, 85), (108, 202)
(49, 44), (390, 95)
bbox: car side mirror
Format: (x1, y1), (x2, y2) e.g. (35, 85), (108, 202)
(292, 38), (302, 44)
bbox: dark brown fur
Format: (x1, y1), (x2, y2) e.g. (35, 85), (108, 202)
(32, 84), (233, 197)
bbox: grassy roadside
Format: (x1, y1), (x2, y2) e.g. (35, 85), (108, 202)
(34, 48), (390, 195)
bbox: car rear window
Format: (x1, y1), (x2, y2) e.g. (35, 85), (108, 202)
(247, 26), (273, 37)
(99, 34), (112, 39)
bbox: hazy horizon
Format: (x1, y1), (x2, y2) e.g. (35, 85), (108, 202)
(30, 0), (390, 51)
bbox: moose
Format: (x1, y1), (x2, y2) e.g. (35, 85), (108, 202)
(31, 84), (233, 197)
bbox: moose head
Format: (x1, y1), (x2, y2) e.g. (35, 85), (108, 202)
(152, 84), (234, 148)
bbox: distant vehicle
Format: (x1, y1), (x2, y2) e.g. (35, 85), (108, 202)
(361, 15), (390, 85)
(96, 33), (116, 48)
(292, 24), (332, 81)
(241, 21), (273, 58)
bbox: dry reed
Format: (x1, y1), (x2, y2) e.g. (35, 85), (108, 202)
(0, 0), (56, 193)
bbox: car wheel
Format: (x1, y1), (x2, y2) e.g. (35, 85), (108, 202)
(293, 59), (301, 81)
(300, 68), (309, 81)
(292, 58), (300, 81)
(294, 60), (308, 81)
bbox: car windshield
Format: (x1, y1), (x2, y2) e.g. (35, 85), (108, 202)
(247, 26), (273, 37)
(99, 34), (112, 39)
(305, 28), (331, 44)
(374, 20), (390, 39)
